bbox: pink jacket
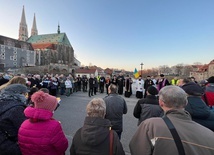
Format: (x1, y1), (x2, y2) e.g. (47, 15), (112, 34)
(18, 107), (68, 155)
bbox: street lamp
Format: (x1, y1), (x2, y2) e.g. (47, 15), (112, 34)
(140, 63), (144, 76)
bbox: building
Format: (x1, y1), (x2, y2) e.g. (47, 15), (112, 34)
(0, 35), (35, 72)
(75, 68), (98, 78)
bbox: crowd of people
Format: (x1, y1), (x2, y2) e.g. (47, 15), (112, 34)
(0, 71), (214, 154)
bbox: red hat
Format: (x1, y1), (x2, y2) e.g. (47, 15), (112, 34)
(31, 91), (58, 112)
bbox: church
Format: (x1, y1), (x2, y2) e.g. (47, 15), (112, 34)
(0, 6), (78, 74)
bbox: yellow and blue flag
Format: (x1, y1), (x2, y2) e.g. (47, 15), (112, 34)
(133, 68), (139, 78)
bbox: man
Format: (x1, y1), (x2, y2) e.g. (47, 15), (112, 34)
(104, 84), (127, 139)
(117, 72), (125, 95)
(99, 74), (105, 93)
(88, 74), (95, 97)
(129, 86), (214, 155)
(135, 75), (144, 99)
(144, 75), (154, 98)
(156, 74), (170, 91)
(171, 76), (179, 85)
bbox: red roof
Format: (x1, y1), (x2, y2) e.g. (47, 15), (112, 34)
(31, 43), (56, 49)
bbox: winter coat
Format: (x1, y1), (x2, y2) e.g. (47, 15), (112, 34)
(202, 83), (214, 107)
(18, 107), (68, 155)
(130, 110), (214, 155)
(185, 96), (214, 131)
(0, 92), (26, 155)
(104, 94), (127, 133)
(133, 95), (163, 125)
(70, 117), (125, 155)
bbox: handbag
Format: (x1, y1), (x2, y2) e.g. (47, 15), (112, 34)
(109, 129), (113, 155)
(162, 115), (186, 155)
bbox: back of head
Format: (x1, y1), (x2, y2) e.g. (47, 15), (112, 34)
(181, 82), (204, 96)
(31, 91), (57, 112)
(108, 84), (117, 94)
(159, 86), (187, 109)
(147, 86), (158, 95)
(86, 98), (106, 118)
(207, 76), (214, 84)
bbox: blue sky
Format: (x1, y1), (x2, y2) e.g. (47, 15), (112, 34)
(0, 0), (214, 71)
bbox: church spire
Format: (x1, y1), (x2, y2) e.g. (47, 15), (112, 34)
(18, 6), (28, 41)
(57, 23), (60, 34)
(31, 13), (38, 36)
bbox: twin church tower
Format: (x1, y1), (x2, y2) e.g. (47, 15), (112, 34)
(18, 6), (38, 41)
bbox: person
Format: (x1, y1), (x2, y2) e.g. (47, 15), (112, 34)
(0, 84), (29, 155)
(76, 75), (82, 91)
(82, 75), (88, 92)
(26, 87), (39, 106)
(129, 86), (214, 155)
(58, 74), (66, 95)
(65, 77), (72, 97)
(94, 76), (98, 95)
(156, 74), (170, 91)
(70, 98), (125, 155)
(202, 76), (214, 109)
(111, 75), (118, 85)
(124, 75), (132, 98)
(105, 76), (111, 95)
(99, 74), (105, 93)
(104, 84), (127, 139)
(88, 74), (95, 97)
(181, 81), (214, 131)
(133, 86), (163, 126)
(170, 76), (179, 85)
(117, 72), (125, 95)
(0, 76), (27, 91)
(144, 75), (154, 98)
(135, 75), (144, 99)
(0, 73), (10, 86)
(18, 91), (68, 155)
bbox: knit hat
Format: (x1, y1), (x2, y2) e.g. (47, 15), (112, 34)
(4, 84), (29, 94)
(181, 82), (204, 96)
(31, 91), (58, 112)
(207, 76), (214, 83)
(147, 86), (158, 95)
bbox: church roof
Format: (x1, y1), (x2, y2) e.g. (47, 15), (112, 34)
(27, 33), (72, 47)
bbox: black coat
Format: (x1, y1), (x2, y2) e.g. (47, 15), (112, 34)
(70, 117), (125, 155)
(133, 95), (163, 125)
(185, 96), (214, 131)
(0, 100), (26, 155)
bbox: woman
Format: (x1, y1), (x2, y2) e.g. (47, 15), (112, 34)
(0, 76), (26, 91)
(18, 91), (68, 155)
(0, 84), (29, 155)
(70, 98), (125, 155)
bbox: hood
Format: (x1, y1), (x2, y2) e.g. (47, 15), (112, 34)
(81, 117), (112, 146)
(0, 100), (25, 115)
(24, 107), (53, 121)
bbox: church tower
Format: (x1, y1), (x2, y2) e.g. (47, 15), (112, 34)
(18, 6), (28, 41)
(31, 13), (38, 36)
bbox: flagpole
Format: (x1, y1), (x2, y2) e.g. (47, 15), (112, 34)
(140, 63), (144, 76)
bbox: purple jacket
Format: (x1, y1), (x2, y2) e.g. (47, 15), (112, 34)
(18, 107), (68, 155)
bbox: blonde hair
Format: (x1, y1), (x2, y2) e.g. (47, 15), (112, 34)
(86, 98), (106, 118)
(0, 76), (26, 91)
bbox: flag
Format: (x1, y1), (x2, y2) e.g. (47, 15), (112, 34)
(133, 68), (139, 78)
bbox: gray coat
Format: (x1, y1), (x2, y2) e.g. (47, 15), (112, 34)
(130, 110), (214, 155)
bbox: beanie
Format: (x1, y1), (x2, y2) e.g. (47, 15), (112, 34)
(31, 91), (58, 112)
(181, 82), (204, 96)
(147, 86), (158, 95)
(207, 76), (214, 83)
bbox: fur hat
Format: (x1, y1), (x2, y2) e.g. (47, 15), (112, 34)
(31, 91), (58, 112)
(4, 84), (29, 94)
(207, 76), (214, 83)
(181, 82), (204, 96)
(147, 86), (158, 95)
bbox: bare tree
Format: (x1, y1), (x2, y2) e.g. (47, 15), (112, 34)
(175, 63), (184, 76)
